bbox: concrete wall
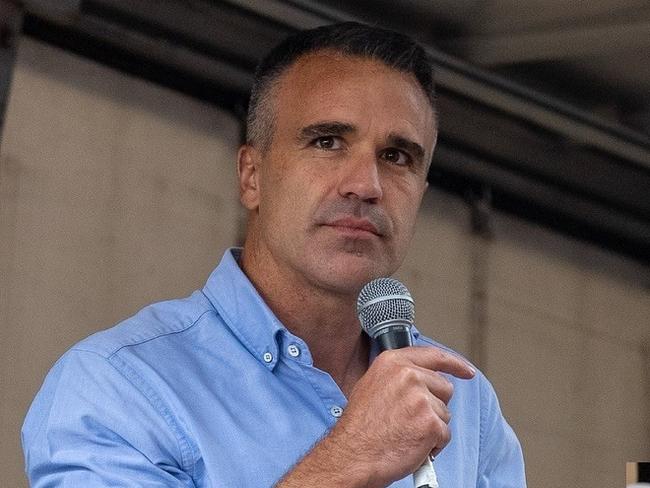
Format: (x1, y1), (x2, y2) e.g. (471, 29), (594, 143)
(399, 194), (650, 486)
(0, 38), (241, 486)
(2, 38), (649, 488)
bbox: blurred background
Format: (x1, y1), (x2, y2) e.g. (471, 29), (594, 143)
(1, 1), (649, 487)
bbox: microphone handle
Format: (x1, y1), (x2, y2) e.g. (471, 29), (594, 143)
(375, 326), (413, 350)
(375, 325), (440, 488)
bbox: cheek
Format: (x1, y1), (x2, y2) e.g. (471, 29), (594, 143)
(260, 175), (314, 230)
(394, 210), (419, 248)
(388, 182), (426, 229)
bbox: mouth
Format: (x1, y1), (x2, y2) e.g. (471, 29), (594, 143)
(324, 218), (382, 237)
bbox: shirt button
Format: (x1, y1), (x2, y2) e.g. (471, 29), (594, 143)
(287, 344), (300, 357)
(330, 405), (344, 418)
(263, 352), (273, 363)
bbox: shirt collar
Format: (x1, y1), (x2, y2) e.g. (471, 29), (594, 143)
(202, 248), (427, 370)
(202, 248), (284, 370)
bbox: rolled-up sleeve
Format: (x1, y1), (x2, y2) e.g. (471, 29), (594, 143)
(22, 349), (196, 487)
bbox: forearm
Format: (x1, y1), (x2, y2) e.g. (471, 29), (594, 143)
(275, 430), (376, 488)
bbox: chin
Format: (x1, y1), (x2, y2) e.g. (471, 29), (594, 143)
(315, 251), (395, 293)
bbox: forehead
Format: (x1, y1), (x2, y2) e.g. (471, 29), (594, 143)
(271, 51), (436, 148)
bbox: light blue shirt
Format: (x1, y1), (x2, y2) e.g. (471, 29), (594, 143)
(22, 248), (526, 487)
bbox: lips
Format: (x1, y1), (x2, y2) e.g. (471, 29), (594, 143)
(325, 218), (381, 236)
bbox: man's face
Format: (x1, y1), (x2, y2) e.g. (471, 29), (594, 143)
(240, 51), (437, 295)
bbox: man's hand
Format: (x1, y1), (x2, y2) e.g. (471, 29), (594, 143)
(276, 346), (475, 488)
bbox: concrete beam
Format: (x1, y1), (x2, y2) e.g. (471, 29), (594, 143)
(445, 17), (650, 65)
(23, 0), (80, 23)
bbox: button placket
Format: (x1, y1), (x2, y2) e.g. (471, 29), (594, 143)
(281, 334), (347, 423)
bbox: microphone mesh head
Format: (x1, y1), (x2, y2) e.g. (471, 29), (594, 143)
(357, 278), (414, 338)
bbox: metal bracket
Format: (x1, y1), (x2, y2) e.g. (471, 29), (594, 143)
(468, 188), (493, 370)
(0, 1), (23, 148)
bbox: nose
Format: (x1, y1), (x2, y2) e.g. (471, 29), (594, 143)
(337, 151), (383, 202)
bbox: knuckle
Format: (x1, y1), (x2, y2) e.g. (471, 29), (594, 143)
(432, 398), (451, 424)
(397, 366), (419, 385)
(422, 407), (452, 448)
(430, 415), (450, 445)
(381, 349), (400, 362)
(375, 349), (399, 369)
(442, 405), (452, 424)
(439, 424), (451, 448)
(406, 392), (430, 418)
(446, 379), (454, 397)
(414, 392), (431, 412)
(438, 377), (454, 403)
(421, 413), (439, 434)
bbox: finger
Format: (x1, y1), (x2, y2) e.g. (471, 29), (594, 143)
(429, 395), (451, 424)
(391, 346), (476, 379)
(427, 415), (451, 451)
(412, 367), (455, 404)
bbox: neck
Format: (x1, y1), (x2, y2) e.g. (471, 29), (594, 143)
(240, 239), (369, 395)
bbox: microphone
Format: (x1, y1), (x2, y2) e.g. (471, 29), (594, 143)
(357, 277), (440, 488)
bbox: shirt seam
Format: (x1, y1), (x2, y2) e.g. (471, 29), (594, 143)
(106, 351), (199, 480)
(478, 373), (487, 475)
(77, 309), (215, 358)
(416, 335), (463, 357)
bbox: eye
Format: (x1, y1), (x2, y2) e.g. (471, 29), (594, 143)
(380, 148), (411, 166)
(313, 136), (341, 150)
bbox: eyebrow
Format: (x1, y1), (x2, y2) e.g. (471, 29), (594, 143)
(297, 121), (357, 143)
(297, 122), (427, 163)
(387, 133), (426, 164)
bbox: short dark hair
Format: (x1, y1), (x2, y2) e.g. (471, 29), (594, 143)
(246, 21), (436, 150)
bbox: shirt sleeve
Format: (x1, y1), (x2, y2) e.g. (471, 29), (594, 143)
(21, 349), (197, 487)
(476, 373), (527, 488)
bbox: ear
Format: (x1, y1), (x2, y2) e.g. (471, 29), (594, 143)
(237, 144), (261, 210)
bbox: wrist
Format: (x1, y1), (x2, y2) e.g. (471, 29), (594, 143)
(276, 426), (379, 488)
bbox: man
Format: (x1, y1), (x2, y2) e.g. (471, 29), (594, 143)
(22, 22), (526, 487)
